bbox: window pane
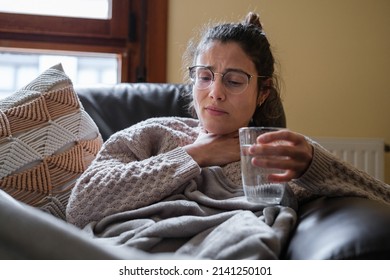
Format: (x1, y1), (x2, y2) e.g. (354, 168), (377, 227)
(0, 51), (118, 99)
(0, 0), (111, 19)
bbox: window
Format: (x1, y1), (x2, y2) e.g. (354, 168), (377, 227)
(0, 51), (118, 98)
(0, 0), (167, 97)
(0, 0), (111, 19)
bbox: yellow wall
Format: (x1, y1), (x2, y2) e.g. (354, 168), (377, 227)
(167, 0), (390, 183)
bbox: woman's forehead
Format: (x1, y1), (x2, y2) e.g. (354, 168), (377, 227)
(195, 41), (256, 72)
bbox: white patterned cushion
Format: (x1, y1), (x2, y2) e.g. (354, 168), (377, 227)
(0, 64), (103, 219)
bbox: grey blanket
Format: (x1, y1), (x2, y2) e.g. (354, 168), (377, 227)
(82, 173), (298, 259)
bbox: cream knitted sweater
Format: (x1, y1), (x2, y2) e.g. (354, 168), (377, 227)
(66, 117), (390, 228)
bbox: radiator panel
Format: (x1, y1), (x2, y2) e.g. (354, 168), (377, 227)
(312, 137), (384, 181)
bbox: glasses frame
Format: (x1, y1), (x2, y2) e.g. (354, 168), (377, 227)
(188, 65), (268, 95)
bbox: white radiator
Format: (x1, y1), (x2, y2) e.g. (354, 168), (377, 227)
(312, 137), (385, 181)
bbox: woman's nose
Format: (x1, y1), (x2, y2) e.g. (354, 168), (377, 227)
(209, 75), (226, 100)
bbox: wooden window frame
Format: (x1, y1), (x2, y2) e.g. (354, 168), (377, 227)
(0, 0), (167, 82)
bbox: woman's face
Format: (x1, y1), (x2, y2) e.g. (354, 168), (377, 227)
(193, 41), (261, 135)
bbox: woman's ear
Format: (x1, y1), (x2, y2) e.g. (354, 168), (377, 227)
(257, 78), (271, 106)
(257, 91), (269, 106)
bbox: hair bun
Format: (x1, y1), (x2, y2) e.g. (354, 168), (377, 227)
(243, 12), (265, 34)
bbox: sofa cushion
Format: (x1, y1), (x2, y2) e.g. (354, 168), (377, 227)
(76, 83), (194, 141)
(0, 64), (103, 219)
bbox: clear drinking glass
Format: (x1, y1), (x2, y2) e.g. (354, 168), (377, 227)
(239, 127), (287, 204)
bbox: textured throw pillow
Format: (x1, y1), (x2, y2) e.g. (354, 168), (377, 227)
(0, 64), (103, 219)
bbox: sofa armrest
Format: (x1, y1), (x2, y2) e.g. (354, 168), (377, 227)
(285, 196), (390, 259)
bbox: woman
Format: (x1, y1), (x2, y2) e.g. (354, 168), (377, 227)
(66, 13), (390, 258)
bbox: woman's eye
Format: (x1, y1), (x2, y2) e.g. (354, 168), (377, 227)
(226, 79), (244, 87)
(198, 75), (212, 82)
(225, 73), (246, 87)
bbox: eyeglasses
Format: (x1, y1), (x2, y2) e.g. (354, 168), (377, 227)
(188, 65), (267, 95)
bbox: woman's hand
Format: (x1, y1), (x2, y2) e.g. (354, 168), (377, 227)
(248, 129), (313, 182)
(184, 129), (240, 167)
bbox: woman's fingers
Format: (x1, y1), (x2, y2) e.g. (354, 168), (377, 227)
(248, 129), (313, 180)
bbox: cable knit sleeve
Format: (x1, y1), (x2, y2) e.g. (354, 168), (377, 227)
(66, 118), (201, 228)
(291, 140), (390, 205)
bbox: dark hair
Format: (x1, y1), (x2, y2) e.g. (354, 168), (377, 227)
(183, 12), (285, 127)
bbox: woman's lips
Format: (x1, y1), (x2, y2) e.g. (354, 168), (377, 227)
(205, 106), (227, 116)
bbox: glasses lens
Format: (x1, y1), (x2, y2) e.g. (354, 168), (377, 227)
(189, 67), (250, 94)
(223, 71), (249, 94)
(190, 67), (213, 90)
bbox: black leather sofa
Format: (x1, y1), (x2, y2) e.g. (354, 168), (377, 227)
(76, 83), (390, 259)
(1, 83), (389, 260)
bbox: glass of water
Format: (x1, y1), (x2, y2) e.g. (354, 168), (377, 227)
(239, 127), (287, 204)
